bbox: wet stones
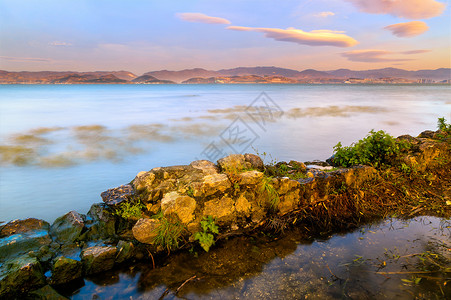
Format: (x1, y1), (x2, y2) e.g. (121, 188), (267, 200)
(50, 211), (85, 245)
(49, 256), (82, 285)
(81, 246), (117, 275)
(101, 184), (134, 206)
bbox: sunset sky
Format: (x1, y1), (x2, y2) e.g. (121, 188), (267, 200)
(0, 0), (449, 74)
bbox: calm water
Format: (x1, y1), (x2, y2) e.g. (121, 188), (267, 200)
(66, 216), (450, 299)
(0, 84), (450, 222)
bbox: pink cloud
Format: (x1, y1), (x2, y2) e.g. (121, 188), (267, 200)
(0, 56), (52, 62)
(227, 26), (358, 47)
(401, 49), (432, 54)
(345, 0), (446, 19)
(384, 21), (429, 37)
(341, 50), (413, 62)
(314, 11), (335, 18)
(176, 13), (231, 24)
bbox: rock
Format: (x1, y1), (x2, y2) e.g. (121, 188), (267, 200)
(50, 211), (85, 245)
(244, 153), (264, 171)
(0, 228), (52, 262)
(49, 256), (82, 285)
(0, 254), (46, 298)
(235, 194), (252, 217)
(288, 160), (307, 173)
(397, 134), (419, 144)
(278, 191), (301, 215)
(161, 192), (196, 224)
(304, 160), (330, 167)
(28, 285), (69, 299)
(198, 173), (232, 197)
(418, 130), (435, 139)
(325, 155), (335, 166)
(133, 172), (156, 192)
(236, 170), (264, 186)
(217, 154), (249, 172)
(132, 218), (161, 244)
(81, 246), (117, 275)
(273, 178), (301, 195)
(101, 184), (134, 206)
(85, 203), (116, 240)
(115, 240), (135, 263)
(0, 218), (49, 238)
(203, 196), (235, 223)
(190, 160), (219, 175)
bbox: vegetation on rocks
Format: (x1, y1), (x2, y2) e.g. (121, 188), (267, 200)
(194, 216), (219, 252)
(151, 212), (186, 252)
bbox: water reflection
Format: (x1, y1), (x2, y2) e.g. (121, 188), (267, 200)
(67, 217), (450, 299)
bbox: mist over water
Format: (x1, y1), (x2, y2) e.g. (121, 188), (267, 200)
(0, 84), (450, 222)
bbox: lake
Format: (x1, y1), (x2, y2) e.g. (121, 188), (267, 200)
(0, 84), (450, 222)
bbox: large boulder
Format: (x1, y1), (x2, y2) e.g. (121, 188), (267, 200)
(194, 173), (232, 197)
(49, 256), (83, 285)
(50, 211), (85, 245)
(203, 196), (236, 223)
(81, 246), (117, 275)
(0, 219), (52, 261)
(217, 154), (250, 172)
(244, 153), (264, 171)
(132, 218), (161, 244)
(0, 254), (46, 298)
(161, 192), (196, 224)
(190, 160), (219, 175)
(84, 203), (117, 240)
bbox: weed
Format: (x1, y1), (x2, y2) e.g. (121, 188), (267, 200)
(151, 212), (185, 252)
(114, 200), (144, 219)
(194, 215), (219, 252)
(437, 117), (451, 133)
(258, 176), (280, 209)
(333, 130), (408, 168)
(186, 186), (194, 197)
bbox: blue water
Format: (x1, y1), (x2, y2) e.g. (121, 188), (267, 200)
(0, 84), (450, 222)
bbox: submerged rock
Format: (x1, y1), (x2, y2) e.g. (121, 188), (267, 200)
(50, 211), (85, 245)
(0, 218), (49, 238)
(0, 254), (46, 298)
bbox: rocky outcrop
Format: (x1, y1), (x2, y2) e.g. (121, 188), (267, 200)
(0, 131), (449, 298)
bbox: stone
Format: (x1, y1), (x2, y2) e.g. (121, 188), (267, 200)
(85, 203), (116, 239)
(190, 160), (219, 175)
(203, 196), (235, 223)
(81, 246), (117, 275)
(50, 211), (85, 245)
(199, 173), (232, 197)
(235, 194), (252, 217)
(244, 153), (264, 171)
(418, 130), (435, 139)
(0, 218), (49, 238)
(115, 240), (136, 264)
(161, 192), (196, 224)
(132, 218), (161, 244)
(288, 160), (307, 173)
(0, 254), (46, 298)
(217, 154), (249, 172)
(28, 285), (69, 299)
(274, 178), (301, 195)
(278, 191), (301, 215)
(236, 170), (264, 186)
(0, 229), (52, 261)
(101, 184), (134, 206)
(49, 256), (82, 285)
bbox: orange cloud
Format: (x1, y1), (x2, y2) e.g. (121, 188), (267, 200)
(176, 13), (231, 24)
(346, 0), (446, 19)
(227, 26), (358, 47)
(341, 50), (413, 62)
(384, 21), (429, 37)
(314, 11), (335, 18)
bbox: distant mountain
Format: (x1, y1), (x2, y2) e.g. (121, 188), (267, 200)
(182, 75), (296, 84)
(51, 74), (127, 84)
(144, 68), (217, 83)
(132, 75), (175, 84)
(0, 70), (137, 84)
(0, 67), (449, 84)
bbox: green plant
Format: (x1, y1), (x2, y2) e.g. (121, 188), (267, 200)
(437, 117), (451, 132)
(114, 200), (144, 219)
(186, 186), (194, 197)
(259, 176), (280, 209)
(333, 130), (407, 168)
(194, 215), (219, 252)
(152, 212), (185, 252)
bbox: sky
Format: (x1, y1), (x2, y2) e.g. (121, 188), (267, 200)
(0, 0), (450, 74)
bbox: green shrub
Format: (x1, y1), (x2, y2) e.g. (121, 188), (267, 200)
(114, 201), (144, 219)
(259, 176), (280, 209)
(194, 216), (219, 252)
(437, 117), (451, 133)
(333, 130), (408, 168)
(152, 212), (185, 251)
